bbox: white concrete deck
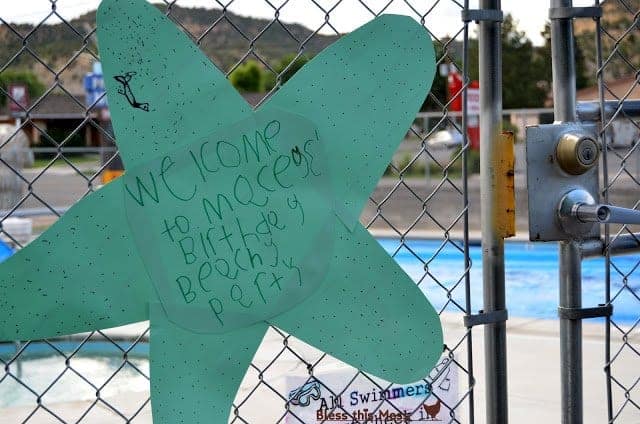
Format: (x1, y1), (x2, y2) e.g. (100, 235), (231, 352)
(1, 313), (636, 423)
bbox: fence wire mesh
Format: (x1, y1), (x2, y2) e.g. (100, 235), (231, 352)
(0, 0), (476, 423)
(593, 0), (640, 422)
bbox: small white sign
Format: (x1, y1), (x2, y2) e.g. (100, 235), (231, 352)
(467, 87), (480, 116)
(438, 63), (450, 78)
(286, 355), (457, 423)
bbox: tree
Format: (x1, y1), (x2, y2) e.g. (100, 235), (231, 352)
(501, 15), (548, 108)
(229, 60), (264, 92)
(0, 70), (45, 108)
(574, 34), (590, 90)
(467, 15), (554, 108)
(421, 42), (450, 111)
(538, 22), (591, 93)
(263, 53), (310, 91)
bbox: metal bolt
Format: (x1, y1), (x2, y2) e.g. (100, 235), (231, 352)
(576, 138), (598, 166)
(556, 132), (600, 175)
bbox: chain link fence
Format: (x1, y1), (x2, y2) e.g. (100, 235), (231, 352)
(594, 0), (640, 421)
(0, 0), (477, 422)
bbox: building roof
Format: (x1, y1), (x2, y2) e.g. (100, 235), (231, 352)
(2, 91), (267, 121)
(30, 93), (88, 119)
(242, 92), (267, 107)
(0, 93), (89, 121)
(577, 76), (640, 102)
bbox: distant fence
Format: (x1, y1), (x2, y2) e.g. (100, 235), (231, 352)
(0, 1), (478, 423)
(416, 108), (554, 142)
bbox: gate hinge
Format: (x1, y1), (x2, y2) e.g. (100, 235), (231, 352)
(464, 309), (508, 328)
(461, 9), (504, 23)
(549, 6), (602, 20)
(557, 304), (613, 320)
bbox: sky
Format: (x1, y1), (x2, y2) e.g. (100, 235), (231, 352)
(1, 0), (595, 46)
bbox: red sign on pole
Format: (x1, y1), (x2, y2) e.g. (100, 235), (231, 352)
(7, 83), (29, 114)
(447, 69), (464, 112)
(467, 80), (480, 150)
(447, 68), (481, 150)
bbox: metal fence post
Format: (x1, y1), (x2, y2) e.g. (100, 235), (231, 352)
(478, 1), (508, 423)
(558, 241), (583, 424)
(593, 4), (614, 421)
(550, 1), (583, 423)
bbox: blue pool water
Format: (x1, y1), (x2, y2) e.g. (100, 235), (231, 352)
(0, 240), (13, 263)
(379, 238), (640, 325)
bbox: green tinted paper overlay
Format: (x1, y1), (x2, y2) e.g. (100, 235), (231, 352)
(150, 303), (269, 423)
(97, 0), (252, 169)
(0, 0), (443, 421)
(0, 178), (152, 341)
(269, 224), (443, 384)
(124, 108), (337, 333)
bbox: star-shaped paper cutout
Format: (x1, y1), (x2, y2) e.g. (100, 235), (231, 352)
(0, 0), (442, 421)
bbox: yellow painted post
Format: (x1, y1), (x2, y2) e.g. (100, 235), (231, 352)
(496, 131), (515, 238)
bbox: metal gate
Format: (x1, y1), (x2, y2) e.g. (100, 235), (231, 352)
(593, 1), (640, 421)
(0, 1), (485, 423)
(527, 1), (640, 423)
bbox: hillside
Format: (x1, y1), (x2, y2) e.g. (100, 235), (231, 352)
(0, 3), (338, 95)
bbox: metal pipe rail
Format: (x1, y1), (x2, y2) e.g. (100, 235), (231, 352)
(478, 1), (508, 423)
(416, 107), (554, 119)
(29, 147), (118, 153)
(577, 99), (640, 121)
(550, 1), (583, 424)
(581, 234), (640, 258)
(0, 207), (69, 219)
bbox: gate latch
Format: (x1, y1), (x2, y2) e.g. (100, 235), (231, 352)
(526, 123), (640, 242)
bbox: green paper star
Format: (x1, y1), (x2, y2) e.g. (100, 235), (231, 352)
(0, 0), (443, 421)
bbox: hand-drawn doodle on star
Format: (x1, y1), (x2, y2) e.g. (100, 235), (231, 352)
(114, 71), (150, 111)
(0, 0), (443, 421)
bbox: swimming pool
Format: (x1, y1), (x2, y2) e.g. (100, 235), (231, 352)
(0, 237), (635, 326)
(0, 239), (636, 410)
(0, 341), (149, 409)
(379, 238), (639, 325)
